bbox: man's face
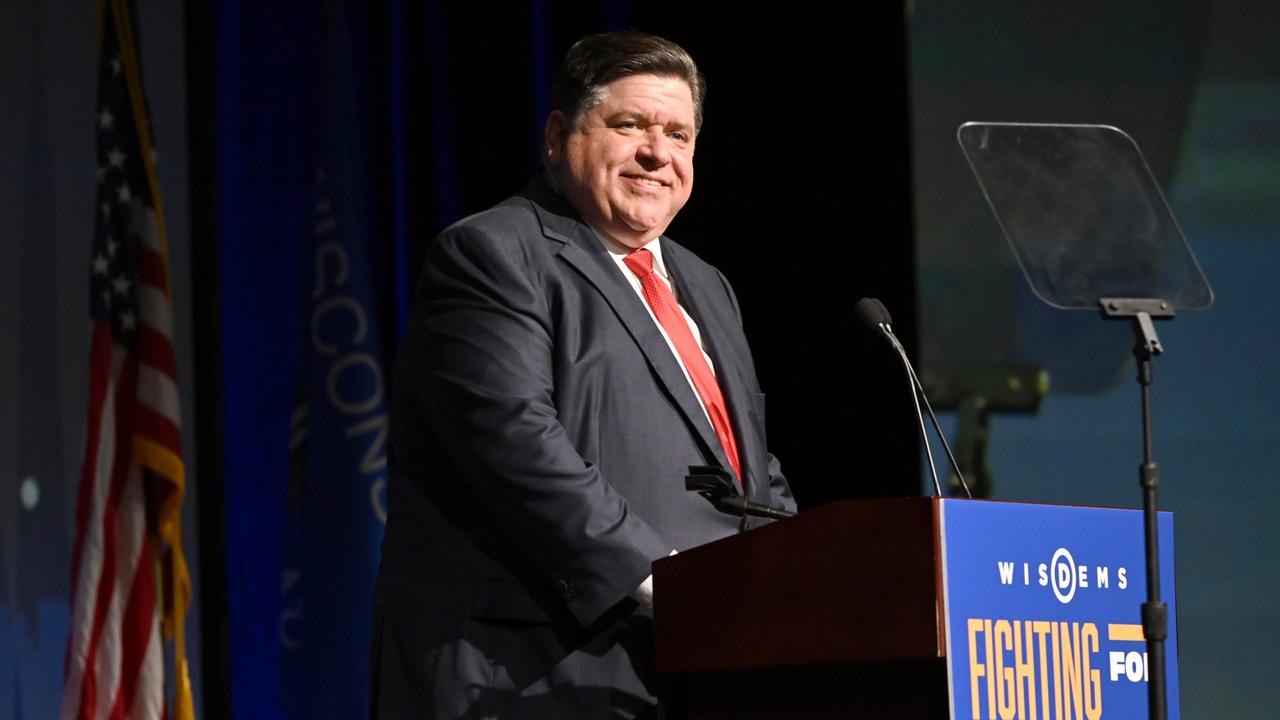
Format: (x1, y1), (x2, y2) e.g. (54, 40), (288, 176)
(546, 74), (696, 248)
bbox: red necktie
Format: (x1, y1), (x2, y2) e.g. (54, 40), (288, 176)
(623, 248), (743, 485)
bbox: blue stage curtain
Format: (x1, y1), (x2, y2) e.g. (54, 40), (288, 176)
(215, 2), (625, 717)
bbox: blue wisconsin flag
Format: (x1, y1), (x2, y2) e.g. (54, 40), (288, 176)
(279, 1), (390, 717)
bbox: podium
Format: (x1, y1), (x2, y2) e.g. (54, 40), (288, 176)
(653, 498), (1179, 719)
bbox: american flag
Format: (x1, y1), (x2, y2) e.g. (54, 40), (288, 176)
(62, 1), (194, 718)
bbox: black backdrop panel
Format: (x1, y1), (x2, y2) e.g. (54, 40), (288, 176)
(406, 6), (921, 504)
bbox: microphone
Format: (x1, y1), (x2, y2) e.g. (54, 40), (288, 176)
(856, 298), (972, 499)
(685, 466), (796, 520)
(853, 296), (893, 331)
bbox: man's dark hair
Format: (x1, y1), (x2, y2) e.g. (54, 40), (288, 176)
(550, 31), (706, 131)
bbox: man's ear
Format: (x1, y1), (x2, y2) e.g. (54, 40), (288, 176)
(544, 110), (568, 165)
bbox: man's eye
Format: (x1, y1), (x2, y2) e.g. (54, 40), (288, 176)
(670, 131), (689, 143)
(617, 121), (640, 131)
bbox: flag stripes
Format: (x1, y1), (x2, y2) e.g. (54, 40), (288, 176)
(62, 1), (194, 718)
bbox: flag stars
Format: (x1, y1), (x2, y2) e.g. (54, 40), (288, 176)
(98, 108), (114, 130)
(106, 238), (119, 257)
(101, 202), (111, 219)
(117, 184), (132, 204)
(92, 254), (109, 275)
(108, 148), (126, 168)
(118, 310), (136, 331)
(110, 55), (122, 76)
(101, 289), (113, 309)
(112, 275), (132, 296)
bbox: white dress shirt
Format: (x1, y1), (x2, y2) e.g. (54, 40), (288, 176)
(591, 228), (714, 608)
(595, 229), (718, 429)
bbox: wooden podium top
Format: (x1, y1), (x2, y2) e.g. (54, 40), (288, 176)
(653, 497), (945, 674)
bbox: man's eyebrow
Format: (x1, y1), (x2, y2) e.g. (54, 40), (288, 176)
(602, 110), (644, 122)
(602, 110), (692, 129)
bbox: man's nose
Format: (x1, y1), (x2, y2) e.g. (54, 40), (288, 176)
(637, 128), (672, 167)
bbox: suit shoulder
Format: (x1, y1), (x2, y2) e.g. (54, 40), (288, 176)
(662, 236), (743, 319)
(661, 236), (731, 284)
(427, 195), (561, 269)
(439, 195), (541, 244)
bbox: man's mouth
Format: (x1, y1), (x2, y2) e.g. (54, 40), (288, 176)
(623, 174), (666, 188)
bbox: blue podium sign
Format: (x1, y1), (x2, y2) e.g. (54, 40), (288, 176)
(939, 499), (1179, 720)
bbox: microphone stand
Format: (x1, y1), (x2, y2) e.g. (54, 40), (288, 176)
(879, 327), (973, 499)
(1100, 297), (1172, 720)
(854, 298), (972, 499)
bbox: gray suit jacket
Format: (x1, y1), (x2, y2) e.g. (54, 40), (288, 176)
(371, 176), (795, 719)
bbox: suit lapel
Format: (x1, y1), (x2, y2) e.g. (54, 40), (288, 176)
(523, 179), (729, 473)
(663, 241), (768, 504)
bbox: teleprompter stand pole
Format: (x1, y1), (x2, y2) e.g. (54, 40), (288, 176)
(1100, 298), (1172, 720)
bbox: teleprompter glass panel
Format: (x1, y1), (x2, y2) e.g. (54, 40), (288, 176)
(957, 122), (1212, 310)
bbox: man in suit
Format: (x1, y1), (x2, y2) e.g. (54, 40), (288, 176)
(371, 31), (796, 719)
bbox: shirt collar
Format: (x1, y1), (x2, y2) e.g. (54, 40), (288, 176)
(597, 230), (669, 281)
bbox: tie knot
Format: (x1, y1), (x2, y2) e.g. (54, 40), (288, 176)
(623, 248), (655, 278)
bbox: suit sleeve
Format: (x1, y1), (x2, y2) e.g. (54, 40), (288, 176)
(765, 452), (797, 514)
(399, 223), (671, 626)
